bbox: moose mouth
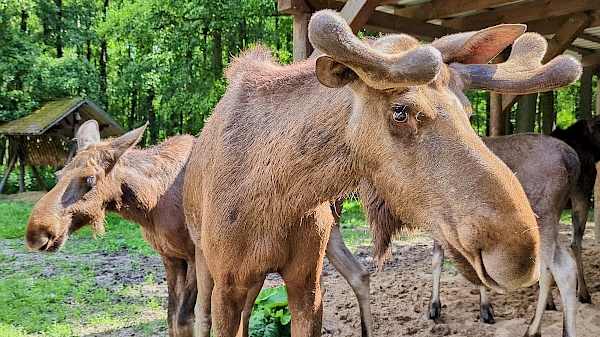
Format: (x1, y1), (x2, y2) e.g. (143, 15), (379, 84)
(38, 231), (68, 252)
(477, 249), (504, 293)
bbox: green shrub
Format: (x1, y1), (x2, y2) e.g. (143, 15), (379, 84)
(249, 286), (291, 337)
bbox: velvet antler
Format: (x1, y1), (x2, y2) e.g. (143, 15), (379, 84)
(452, 33), (582, 94)
(308, 10), (442, 90)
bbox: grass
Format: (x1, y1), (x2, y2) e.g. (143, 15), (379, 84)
(0, 196), (376, 336)
(0, 198), (164, 336)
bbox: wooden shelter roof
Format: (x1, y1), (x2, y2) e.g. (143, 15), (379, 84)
(279, 0), (600, 68)
(0, 97), (125, 137)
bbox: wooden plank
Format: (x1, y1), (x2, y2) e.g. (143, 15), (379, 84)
(393, 0), (516, 21)
(526, 14), (600, 35)
(293, 13), (312, 61)
(340, 0), (382, 34)
(278, 0), (310, 14)
(502, 12), (593, 113)
(442, 0), (600, 31)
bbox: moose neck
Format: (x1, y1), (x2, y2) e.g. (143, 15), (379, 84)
(208, 57), (364, 223)
(106, 136), (194, 228)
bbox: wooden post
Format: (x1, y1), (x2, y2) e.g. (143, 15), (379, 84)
(594, 75), (600, 242)
(490, 93), (505, 136)
(293, 13), (312, 61)
(30, 166), (45, 191)
(540, 91), (555, 135)
(18, 157), (25, 193)
(514, 94), (537, 133)
(0, 150), (18, 194)
(579, 67), (593, 120)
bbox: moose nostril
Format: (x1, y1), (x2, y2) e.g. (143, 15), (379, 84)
(25, 231), (52, 252)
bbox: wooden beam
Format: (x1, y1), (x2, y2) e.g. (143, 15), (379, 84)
(365, 10), (458, 39)
(278, 0), (311, 14)
(526, 13), (600, 35)
(442, 0), (600, 31)
(502, 12), (594, 113)
(393, 0), (513, 21)
(580, 33), (600, 44)
(340, 0), (382, 34)
(582, 52), (600, 67)
(293, 13), (312, 61)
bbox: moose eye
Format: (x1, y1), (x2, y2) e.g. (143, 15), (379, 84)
(86, 176), (96, 187)
(392, 105), (409, 123)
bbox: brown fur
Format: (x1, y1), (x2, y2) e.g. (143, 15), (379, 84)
(25, 121), (197, 337)
(178, 10), (583, 336)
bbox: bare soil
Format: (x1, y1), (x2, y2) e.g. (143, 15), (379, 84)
(321, 224), (600, 337)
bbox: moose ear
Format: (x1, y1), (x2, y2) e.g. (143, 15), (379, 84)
(76, 120), (101, 149)
(431, 24), (526, 64)
(110, 122), (148, 160)
(315, 55), (359, 88)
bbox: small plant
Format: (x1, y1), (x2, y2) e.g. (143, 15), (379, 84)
(249, 285), (291, 337)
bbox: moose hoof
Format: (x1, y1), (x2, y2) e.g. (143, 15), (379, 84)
(479, 304), (495, 324)
(422, 300), (442, 320)
(578, 292), (592, 304)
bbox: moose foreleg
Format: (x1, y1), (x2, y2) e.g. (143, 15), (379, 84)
(195, 246), (214, 337)
(161, 256), (197, 337)
(478, 286), (495, 324)
(424, 240), (444, 320)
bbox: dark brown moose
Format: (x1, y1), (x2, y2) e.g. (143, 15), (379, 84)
(183, 10), (580, 337)
(25, 120), (197, 337)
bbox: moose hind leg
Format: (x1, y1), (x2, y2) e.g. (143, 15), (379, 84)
(548, 242), (577, 337)
(571, 193), (592, 303)
(525, 259), (552, 337)
(326, 220), (373, 337)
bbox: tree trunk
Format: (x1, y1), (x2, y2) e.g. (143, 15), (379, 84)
(20, 9), (28, 32)
(99, 0), (109, 106)
(540, 91), (555, 135)
(514, 94), (537, 133)
(147, 89), (157, 145)
(56, 0), (63, 58)
(212, 29), (223, 75)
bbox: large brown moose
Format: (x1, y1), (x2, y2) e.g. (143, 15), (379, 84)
(25, 120), (198, 337)
(183, 10), (580, 336)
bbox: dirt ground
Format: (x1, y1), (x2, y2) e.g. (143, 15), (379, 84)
(320, 225), (600, 337)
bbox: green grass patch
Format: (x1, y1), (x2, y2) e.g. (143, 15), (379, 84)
(339, 198), (371, 248)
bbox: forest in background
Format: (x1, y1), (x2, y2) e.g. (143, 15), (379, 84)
(0, 0), (597, 146)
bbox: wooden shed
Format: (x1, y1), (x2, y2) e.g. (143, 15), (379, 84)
(0, 97), (125, 193)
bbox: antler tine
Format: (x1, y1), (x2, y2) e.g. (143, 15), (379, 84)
(308, 10), (442, 90)
(454, 33), (582, 94)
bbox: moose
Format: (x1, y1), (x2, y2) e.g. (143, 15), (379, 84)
(419, 133), (581, 337)
(182, 9), (580, 337)
(25, 120), (198, 337)
(552, 115), (600, 304)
